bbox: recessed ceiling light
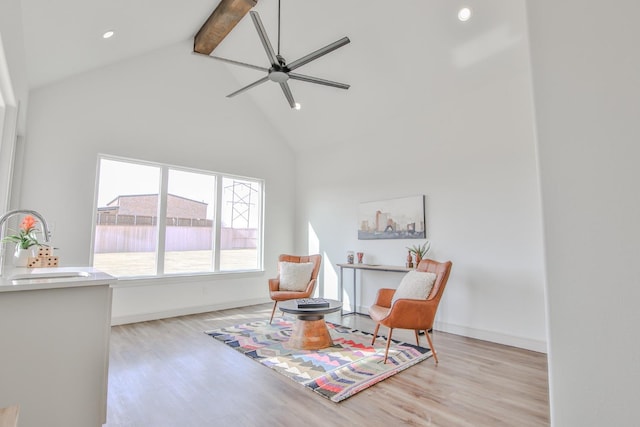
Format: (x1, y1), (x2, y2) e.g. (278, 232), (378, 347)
(294, 103), (301, 110)
(458, 7), (472, 22)
(102, 31), (115, 39)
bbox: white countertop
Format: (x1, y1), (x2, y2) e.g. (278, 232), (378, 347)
(0, 266), (116, 292)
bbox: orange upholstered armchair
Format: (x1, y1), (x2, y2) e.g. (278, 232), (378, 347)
(268, 254), (322, 323)
(368, 258), (453, 364)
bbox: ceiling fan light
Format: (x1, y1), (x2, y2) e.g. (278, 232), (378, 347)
(268, 71), (289, 83)
(458, 7), (472, 22)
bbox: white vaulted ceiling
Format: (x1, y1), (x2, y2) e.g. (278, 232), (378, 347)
(19, 0), (531, 150)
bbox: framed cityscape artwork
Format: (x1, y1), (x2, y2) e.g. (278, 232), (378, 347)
(357, 195), (426, 240)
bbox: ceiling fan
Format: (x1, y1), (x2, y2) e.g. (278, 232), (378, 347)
(199, 1), (350, 109)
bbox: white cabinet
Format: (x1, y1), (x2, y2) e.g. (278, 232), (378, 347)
(0, 281), (113, 427)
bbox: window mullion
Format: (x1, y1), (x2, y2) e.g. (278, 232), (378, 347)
(213, 174), (223, 271)
(156, 166), (169, 275)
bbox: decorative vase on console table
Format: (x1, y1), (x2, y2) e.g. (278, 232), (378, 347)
(406, 251), (414, 268)
(415, 253), (422, 266)
(406, 241), (431, 269)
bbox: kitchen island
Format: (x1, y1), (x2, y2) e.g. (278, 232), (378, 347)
(0, 267), (115, 427)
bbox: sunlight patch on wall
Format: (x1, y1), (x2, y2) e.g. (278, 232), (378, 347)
(323, 251), (340, 302)
(308, 221), (320, 254)
(308, 221), (340, 302)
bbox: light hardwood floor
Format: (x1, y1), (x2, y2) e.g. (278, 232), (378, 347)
(105, 304), (549, 427)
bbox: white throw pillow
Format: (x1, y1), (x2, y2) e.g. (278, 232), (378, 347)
(279, 262), (315, 291)
(391, 271), (437, 304)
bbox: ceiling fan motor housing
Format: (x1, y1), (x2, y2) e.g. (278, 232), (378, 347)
(269, 57), (290, 82)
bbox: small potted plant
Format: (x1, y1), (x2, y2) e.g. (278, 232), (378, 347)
(406, 241), (431, 267)
(1, 215), (42, 266)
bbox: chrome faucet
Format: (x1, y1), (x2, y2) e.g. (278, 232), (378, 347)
(0, 209), (51, 276)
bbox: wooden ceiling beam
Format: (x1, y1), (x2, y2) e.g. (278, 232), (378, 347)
(193, 0), (258, 55)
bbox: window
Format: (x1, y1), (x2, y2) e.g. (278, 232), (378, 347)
(92, 156), (263, 277)
(0, 39), (19, 215)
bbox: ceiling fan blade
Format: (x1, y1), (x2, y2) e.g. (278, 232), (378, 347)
(287, 37), (350, 71)
(227, 76), (270, 98)
(250, 11), (279, 66)
(192, 52), (269, 72)
(288, 73), (350, 90)
(279, 82), (296, 108)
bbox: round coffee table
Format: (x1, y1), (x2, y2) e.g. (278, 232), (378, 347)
(278, 299), (342, 350)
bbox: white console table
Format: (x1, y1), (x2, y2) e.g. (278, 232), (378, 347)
(337, 263), (411, 316)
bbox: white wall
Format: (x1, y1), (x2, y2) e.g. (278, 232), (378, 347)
(527, 1), (640, 425)
(295, 2), (547, 352)
(9, 0), (547, 353)
(19, 41), (295, 323)
(0, 0), (29, 213)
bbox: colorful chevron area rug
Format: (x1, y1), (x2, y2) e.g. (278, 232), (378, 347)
(206, 319), (432, 403)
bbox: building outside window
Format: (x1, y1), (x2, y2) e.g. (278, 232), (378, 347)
(92, 156), (263, 277)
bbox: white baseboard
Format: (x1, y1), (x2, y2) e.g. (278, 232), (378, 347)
(111, 298), (271, 326)
(350, 304), (547, 353)
(114, 301), (548, 354)
(433, 320), (548, 353)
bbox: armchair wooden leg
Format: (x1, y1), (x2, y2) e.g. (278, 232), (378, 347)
(383, 328), (394, 364)
(372, 323), (381, 345)
(269, 301), (278, 324)
(414, 330), (420, 346)
(424, 329), (438, 364)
